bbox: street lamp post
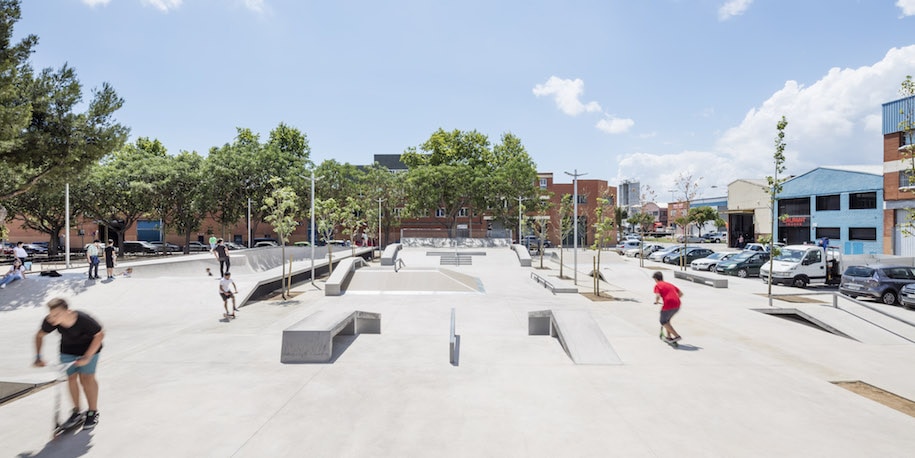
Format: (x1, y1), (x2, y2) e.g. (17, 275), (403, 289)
(517, 195), (527, 244)
(564, 169), (587, 285)
(65, 183), (71, 268)
(376, 197), (385, 258)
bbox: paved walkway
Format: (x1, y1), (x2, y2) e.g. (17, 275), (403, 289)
(1, 246), (914, 457)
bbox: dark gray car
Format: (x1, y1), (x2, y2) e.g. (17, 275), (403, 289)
(839, 265), (915, 305)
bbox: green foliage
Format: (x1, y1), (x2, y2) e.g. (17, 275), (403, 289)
(689, 206), (723, 234)
(262, 177), (301, 298)
(767, 116), (789, 197)
(627, 212), (656, 234)
(360, 163), (403, 247)
(401, 129), (537, 236)
(3, 175), (79, 254)
(160, 151), (209, 251)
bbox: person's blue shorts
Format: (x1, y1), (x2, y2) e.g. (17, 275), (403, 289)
(61, 353), (99, 376)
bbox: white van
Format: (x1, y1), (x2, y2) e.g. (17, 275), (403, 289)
(759, 244), (842, 287)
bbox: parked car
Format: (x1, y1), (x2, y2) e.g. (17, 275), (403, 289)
(625, 243), (664, 258)
(715, 251), (771, 277)
(675, 234), (704, 243)
(615, 239), (641, 255)
(1, 242), (15, 256)
(622, 233), (642, 241)
(648, 246), (683, 262)
(898, 283), (915, 309)
(21, 243), (47, 255)
(254, 241), (278, 248)
(148, 241), (181, 252)
(185, 241), (210, 252)
(839, 265), (915, 306)
(665, 247), (714, 265)
(121, 241), (158, 254)
(225, 242), (246, 250)
(522, 236), (552, 252)
(690, 251), (735, 271)
(252, 237), (279, 246)
(702, 232), (728, 243)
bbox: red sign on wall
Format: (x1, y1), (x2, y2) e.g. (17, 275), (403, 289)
(780, 216), (808, 227)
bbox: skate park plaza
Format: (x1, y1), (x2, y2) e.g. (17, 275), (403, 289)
(1, 238), (914, 457)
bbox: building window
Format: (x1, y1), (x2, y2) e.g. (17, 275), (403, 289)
(539, 178), (547, 189)
(435, 208), (445, 217)
(900, 170), (915, 189)
(777, 197), (810, 216)
(849, 192), (877, 210)
(577, 195), (587, 204)
(815, 227), (840, 239)
(848, 227), (877, 240)
(392, 207), (403, 217)
(458, 207), (469, 217)
(815, 195), (840, 211)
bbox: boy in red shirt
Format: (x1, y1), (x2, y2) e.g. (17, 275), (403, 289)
(652, 271), (683, 342)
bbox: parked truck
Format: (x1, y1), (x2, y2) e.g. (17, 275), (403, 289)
(759, 244), (841, 288)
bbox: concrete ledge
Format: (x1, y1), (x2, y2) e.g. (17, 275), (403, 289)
(512, 244), (532, 267)
(674, 270), (728, 288)
(528, 309), (622, 365)
(530, 272), (578, 294)
(281, 309), (381, 363)
(380, 243), (402, 266)
(325, 257), (367, 296)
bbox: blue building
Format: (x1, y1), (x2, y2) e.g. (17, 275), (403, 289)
(775, 166), (883, 254)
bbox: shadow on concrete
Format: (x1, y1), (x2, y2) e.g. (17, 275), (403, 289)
(16, 429), (93, 458)
(672, 344), (702, 351)
(0, 275), (92, 313)
(328, 335), (358, 363)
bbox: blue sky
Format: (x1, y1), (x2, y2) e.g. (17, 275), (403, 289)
(18, 1), (915, 202)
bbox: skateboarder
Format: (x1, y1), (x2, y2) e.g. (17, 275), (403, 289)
(212, 239), (230, 277)
(219, 272), (238, 318)
(652, 271), (683, 343)
(34, 298), (105, 430)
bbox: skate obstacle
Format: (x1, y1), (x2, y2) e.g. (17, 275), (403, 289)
(528, 309), (622, 365)
(281, 309), (381, 363)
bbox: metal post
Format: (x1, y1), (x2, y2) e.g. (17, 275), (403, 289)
(377, 197), (385, 257)
(247, 198), (251, 248)
(310, 169), (317, 287)
(517, 196), (523, 244)
(65, 183), (71, 268)
(565, 169), (587, 285)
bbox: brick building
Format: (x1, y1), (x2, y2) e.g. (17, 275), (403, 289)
(882, 94), (915, 255)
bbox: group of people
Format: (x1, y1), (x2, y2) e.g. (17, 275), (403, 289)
(0, 242), (31, 289)
(85, 239), (117, 280)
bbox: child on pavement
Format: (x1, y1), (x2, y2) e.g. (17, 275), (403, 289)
(219, 272), (238, 318)
(652, 271), (683, 342)
(0, 258), (26, 289)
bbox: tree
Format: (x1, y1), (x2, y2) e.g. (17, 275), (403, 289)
(690, 206), (724, 236)
(360, 163), (404, 251)
(526, 191), (554, 268)
(78, 138), (166, 248)
(590, 192), (615, 296)
(340, 196), (366, 257)
(314, 197), (344, 276)
(627, 212), (656, 266)
(671, 173), (703, 270)
(3, 174), (82, 255)
(263, 177), (301, 299)
(160, 151), (210, 254)
(401, 129), (537, 236)
(766, 116), (789, 296)
(899, 76), (915, 229)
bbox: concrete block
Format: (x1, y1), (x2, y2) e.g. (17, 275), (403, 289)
(281, 309), (381, 363)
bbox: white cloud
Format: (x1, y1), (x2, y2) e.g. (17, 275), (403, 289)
(898, 0), (915, 17)
(143, 0), (183, 13)
(242, 0), (267, 13)
(81, 0), (111, 6)
(617, 45), (915, 200)
(532, 76), (602, 116)
(718, 0), (753, 21)
(596, 116), (635, 134)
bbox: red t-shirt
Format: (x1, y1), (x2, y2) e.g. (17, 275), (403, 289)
(653, 281), (681, 311)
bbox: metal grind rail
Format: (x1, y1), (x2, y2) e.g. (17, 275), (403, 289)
(768, 292), (915, 344)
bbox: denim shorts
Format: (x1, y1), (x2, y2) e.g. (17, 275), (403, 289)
(61, 353), (100, 375)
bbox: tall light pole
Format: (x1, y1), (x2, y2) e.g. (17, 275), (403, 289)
(65, 183), (71, 268)
(516, 195), (527, 243)
(310, 169), (319, 287)
(565, 169), (587, 285)
(376, 197), (385, 258)
(247, 198), (252, 248)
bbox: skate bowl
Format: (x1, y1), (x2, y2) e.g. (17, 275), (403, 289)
(343, 267), (484, 295)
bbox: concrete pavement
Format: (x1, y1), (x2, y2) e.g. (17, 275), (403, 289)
(0, 245), (914, 457)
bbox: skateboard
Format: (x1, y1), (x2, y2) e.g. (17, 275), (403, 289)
(659, 328), (679, 348)
(53, 412), (85, 438)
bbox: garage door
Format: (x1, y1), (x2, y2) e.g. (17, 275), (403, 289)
(894, 209), (915, 256)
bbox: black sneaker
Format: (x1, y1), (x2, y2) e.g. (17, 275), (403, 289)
(61, 410), (84, 429)
(671, 336), (682, 342)
(83, 410), (99, 430)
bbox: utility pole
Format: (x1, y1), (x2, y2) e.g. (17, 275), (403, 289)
(564, 169), (587, 285)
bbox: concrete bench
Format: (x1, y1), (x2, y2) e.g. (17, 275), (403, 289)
(673, 270), (728, 288)
(281, 309), (381, 363)
(380, 243), (402, 266)
(325, 257), (367, 296)
(530, 272), (578, 294)
(512, 244), (532, 267)
(528, 310), (621, 365)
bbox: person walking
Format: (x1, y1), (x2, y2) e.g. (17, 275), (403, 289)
(34, 297), (105, 430)
(219, 272), (238, 318)
(86, 240), (101, 280)
(14, 241), (29, 265)
(0, 258), (26, 289)
(212, 239), (231, 277)
(104, 240), (117, 280)
(208, 234), (218, 251)
(652, 271), (683, 343)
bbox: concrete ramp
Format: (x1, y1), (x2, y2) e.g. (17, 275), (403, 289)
(344, 268), (484, 294)
(529, 310), (622, 365)
(792, 303), (915, 344)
